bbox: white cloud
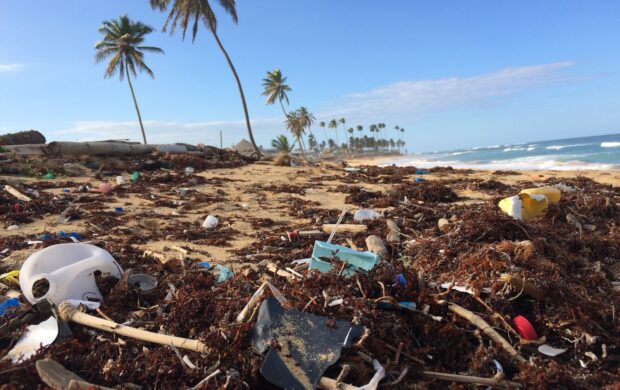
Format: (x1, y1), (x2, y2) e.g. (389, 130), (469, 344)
(326, 61), (579, 120)
(0, 64), (23, 72)
(55, 62), (584, 146)
(55, 118), (283, 147)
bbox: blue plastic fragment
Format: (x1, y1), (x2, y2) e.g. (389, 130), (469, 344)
(395, 274), (407, 286)
(308, 241), (379, 277)
(197, 262), (211, 269)
(0, 298), (20, 316)
(41, 233), (52, 241)
(398, 302), (416, 310)
(63, 188), (70, 193)
(415, 169), (429, 175)
(69, 232), (81, 240)
(57, 231), (68, 238)
(415, 177), (425, 182)
(114, 207), (124, 214)
(216, 264), (234, 282)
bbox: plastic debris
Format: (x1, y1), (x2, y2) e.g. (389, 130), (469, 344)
(19, 243), (123, 305)
(353, 209), (382, 221)
(202, 215), (219, 229)
(114, 207), (123, 214)
(6, 316), (59, 363)
(197, 262), (211, 269)
(98, 182), (112, 194)
(130, 171), (140, 183)
(184, 166), (195, 175)
(513, 315), (538, 340)
(520, 186), (561, 204)
(308, 241), (379, 277)
(395, 274), (407, 286)
(499, 193), (548, 220)
(215, 264), (234, 283)
(252, 297), (365, 389)
(0, 297), (20, 316)
(127, 273), (158, 295)
(0, 270), (20, 285)
(6, 225), (19, 231)
(415, 177), (425, 182)
(116, 176), (126, 185)
(42, 171), (56, 180)
(538, 344), (568, 357)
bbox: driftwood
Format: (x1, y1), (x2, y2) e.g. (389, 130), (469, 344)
(446, 302), (526, 363)
(35, 358), (114, 390)
(0, 130), (45, 145)
(45, 141), (188, 156)
(58, 302), (209, 354)
(4, 185), (32, 202)
(420, 371), (521, 388)
(322, 224), (367, 234)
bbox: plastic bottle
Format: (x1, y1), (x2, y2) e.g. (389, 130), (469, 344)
(18, 243), (123, 305)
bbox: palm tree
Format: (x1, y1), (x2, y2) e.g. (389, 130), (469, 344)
(338, 118), (347, 149)
(262, 69), (292, 116)
(328, 119), (339, 146)
(357, 125), (363, 133)
(149, 0), (261, 156)
(297, 107), (315, 137)
(319, 121), (328, 145)
(95, 15), (163, 144)
(347, 127), (354, 150)
(285, 111), (307, 156)
(271, 134), (293, 153)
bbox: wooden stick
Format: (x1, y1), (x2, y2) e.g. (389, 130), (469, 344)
(59, 302), (209, 354)
(322, 224), (367, 234)
(421, 371), (521, 388)
(446, 302), (526, 363)
(500, 274), (545, 300)
(318, 376), (359, 390)
(4, 185), (31, 202)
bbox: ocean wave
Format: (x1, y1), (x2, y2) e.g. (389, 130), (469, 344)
(379, 155), (619, 171)
(601, 142), (620, 148)
(451, 151), (473, 156)
(503, 147), (527, 152)
(545, 143), (591, 150)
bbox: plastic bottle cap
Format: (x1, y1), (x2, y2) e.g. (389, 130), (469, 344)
(513, 315), (538, 340)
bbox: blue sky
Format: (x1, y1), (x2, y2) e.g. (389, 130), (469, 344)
(1, 0), (619, 152)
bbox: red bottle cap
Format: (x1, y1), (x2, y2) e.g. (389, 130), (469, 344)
(513, 315), (538, 340)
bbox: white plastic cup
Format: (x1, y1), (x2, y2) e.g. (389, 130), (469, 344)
(203, 215), (218, 229)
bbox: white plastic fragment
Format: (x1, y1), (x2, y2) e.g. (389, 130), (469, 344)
(353, 209), (382, 222)
(63, 299), (101, 310)
(538, 344), (567, 357)
(6, 225), (19, 231)
(6, 316), (58, 363)
(202, 215), (218, 229)
(328, 298), (344, 307)
(183, 355), (198, 369)
(359, 359), (386, 390)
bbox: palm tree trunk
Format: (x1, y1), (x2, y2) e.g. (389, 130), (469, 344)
(212, 30), (262, 157)
(279, 100), (288, 117)
(125, 63), (148, 145)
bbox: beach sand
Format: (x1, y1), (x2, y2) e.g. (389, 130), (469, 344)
(1, 159), (616, 267)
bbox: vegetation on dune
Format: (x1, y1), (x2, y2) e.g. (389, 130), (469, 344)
(95, 15), (163, 144)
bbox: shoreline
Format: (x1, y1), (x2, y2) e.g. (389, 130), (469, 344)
(348, 155), (620, 187)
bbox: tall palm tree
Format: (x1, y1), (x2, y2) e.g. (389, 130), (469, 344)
(149, 0), (261, 156)
(95, 15), (163, 144)
(262, 69), (291, 116)
(271, 134), (293, 153)
(357, 125), (363, 133)
(328, 119), (339, 147)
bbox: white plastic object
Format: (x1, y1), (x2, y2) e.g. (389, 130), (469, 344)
(116, 176), (126, 185)
(202, 215), (218, 229)
(19, 243), (123, 305)
(353, 209), (382, 221)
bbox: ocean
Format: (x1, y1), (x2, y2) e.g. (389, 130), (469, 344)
(383, 133), (620, 171)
